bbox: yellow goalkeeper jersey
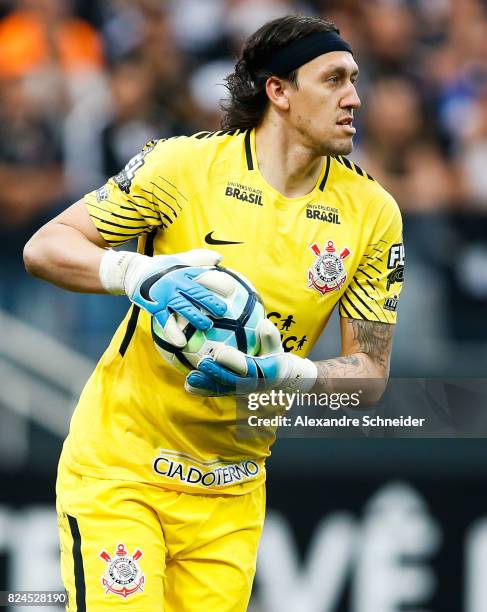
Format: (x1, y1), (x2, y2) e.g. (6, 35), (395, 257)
(61, 129), (404, 495)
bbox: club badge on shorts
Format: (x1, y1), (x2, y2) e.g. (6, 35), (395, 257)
(99, 544), (145, 598)
(308, 240), (351, 295)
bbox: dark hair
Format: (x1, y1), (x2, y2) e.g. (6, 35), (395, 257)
(221, 15), (340, 131)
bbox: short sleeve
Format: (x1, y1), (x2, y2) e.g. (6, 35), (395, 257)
(84, 138), (186, 246)
(339, 194), (405, 324)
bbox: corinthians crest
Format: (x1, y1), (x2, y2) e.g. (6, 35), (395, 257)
(99, 544), (145, 598)
(308, 240), (351, 295)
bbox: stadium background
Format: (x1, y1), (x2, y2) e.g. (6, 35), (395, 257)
(1, 0), (487, 610)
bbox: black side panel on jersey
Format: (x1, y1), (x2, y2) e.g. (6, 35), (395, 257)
(67, 514), (86, 612)
(118, 229), (157, 357)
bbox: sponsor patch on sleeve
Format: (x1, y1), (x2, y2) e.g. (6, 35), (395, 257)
(112, 141), (157, 195)
(96, 185), (110, 202)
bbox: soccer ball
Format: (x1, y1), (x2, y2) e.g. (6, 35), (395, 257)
(151, 267), (265, 375)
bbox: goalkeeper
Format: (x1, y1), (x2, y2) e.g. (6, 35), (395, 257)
(23, 14), (404, 612)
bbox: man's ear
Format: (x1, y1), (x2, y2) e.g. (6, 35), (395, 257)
(265, 76), (291, 111)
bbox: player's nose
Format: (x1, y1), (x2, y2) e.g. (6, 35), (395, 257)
(341, 83), (361, 110)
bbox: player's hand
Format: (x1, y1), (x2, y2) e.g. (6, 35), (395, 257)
(185, 318), (317, 396)
(99, 248), (235, 347)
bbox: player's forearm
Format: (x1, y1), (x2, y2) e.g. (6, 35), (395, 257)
(23, 223), (107, 293)
(312, 353), (388, 405)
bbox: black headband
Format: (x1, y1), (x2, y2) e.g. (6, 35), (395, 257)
(262, 31), (353, 75)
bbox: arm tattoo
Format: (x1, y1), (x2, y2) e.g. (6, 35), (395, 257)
(350, 319), (394, 369)
(316, 355), (369, 382)
(312, 320), (394, 400)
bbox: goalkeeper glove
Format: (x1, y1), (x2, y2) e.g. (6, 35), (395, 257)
(99, 248), (234, 347)
(185, 318), (317, 396)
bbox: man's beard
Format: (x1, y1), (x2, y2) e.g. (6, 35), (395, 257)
(318, 137), (354, 157)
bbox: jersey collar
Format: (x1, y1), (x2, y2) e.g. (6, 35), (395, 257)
(244, 129), (332, 196)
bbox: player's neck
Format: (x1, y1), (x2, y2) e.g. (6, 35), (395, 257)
(255, 120), (325, 199)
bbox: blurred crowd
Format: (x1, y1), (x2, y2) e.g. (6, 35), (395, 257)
(0, 0), (486, 368)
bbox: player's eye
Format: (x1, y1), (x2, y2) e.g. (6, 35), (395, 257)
(327, 76), (339, 84)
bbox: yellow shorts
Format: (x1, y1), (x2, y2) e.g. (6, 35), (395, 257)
(56, 461), (265, 611)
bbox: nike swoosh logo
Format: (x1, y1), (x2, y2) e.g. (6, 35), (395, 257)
(204, 232), (244, 246)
